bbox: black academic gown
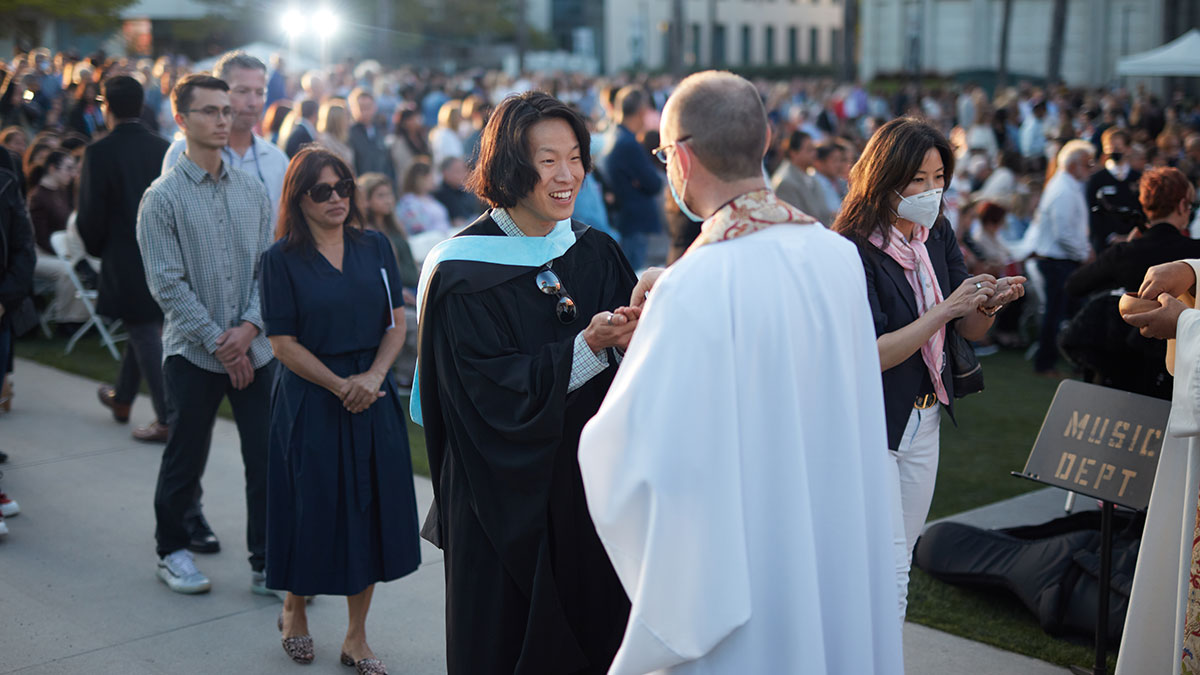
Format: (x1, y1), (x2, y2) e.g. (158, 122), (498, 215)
(418, 213), (635, 675)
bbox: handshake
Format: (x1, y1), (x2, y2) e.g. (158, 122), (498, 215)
(1121, 261), (1197, 340)
(582, 268), (665, 354)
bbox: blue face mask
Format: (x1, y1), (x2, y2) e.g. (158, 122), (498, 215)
(668, 150), (705, 222)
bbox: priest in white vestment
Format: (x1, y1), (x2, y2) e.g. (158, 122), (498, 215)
(1119, 256), (1200, 675)
(578, 71), (904, 675)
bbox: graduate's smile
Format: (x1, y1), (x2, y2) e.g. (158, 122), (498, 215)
(549, 189), (574, 204)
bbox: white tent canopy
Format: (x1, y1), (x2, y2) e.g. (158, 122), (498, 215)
(1117, 29), (1200, 77)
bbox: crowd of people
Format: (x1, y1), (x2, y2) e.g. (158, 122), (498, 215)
(2, 41), (1200, 673)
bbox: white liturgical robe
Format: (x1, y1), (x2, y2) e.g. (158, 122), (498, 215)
(579, 221), (904, 675)
(1117, 258), (1200, 675)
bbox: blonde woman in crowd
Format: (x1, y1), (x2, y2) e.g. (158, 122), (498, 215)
(356, 172), (418, 388)
(317, 99), (355, 167)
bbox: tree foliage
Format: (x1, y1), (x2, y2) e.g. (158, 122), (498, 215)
(0, 0), (137, 32)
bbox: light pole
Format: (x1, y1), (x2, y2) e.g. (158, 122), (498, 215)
(312, 8), (341, 69)
(282, 9), (306, 68)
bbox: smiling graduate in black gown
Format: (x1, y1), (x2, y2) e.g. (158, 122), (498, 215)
(413, 92), (637, 674)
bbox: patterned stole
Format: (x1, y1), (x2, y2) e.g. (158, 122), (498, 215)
(683, 189), (817, 256)
(1184, 496), (1200, 672)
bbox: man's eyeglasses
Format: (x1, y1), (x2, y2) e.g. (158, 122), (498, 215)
(535, 266), (577, 324)
(651, 135), (693, 163)
(305, 178), (356, 203)
(183, 106), (234, 121)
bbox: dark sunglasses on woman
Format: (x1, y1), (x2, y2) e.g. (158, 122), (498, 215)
(305, 178), (355, 203)
(535, 265), (577, 324)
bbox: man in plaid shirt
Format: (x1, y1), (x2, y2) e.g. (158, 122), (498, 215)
(137, 73), (275, 595)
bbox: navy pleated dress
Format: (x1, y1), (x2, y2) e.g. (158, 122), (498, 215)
(259, 228), (421, 596)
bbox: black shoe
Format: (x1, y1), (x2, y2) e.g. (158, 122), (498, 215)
(0, 451), (8, 463)
(186, 514), (221, 554)
(55, 322), (83, 338)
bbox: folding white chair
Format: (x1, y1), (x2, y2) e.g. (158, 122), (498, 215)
(48, 230), (126, 360)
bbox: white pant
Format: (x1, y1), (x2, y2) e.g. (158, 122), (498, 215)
(887, 404), (941, 624)
(33, 253), (89, 324)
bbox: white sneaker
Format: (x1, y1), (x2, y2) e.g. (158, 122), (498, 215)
(157, 549), (212, 594)
(0, 492), (19, 517)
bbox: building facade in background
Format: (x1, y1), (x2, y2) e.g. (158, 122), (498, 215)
(859, 0), (1194, 86)
(555, 0), (844, 75)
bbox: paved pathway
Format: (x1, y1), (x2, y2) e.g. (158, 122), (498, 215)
(0, 357), (1068, 673)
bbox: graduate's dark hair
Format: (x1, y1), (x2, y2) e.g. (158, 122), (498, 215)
(277, 145), (361, 252)
(466, 91), (592, 209)
(832, 117), (955, 248)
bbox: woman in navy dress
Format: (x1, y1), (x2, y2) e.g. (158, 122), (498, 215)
(260, 147), (420, 674)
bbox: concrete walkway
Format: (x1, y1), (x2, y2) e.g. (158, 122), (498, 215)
(0, 357), (1069, 674)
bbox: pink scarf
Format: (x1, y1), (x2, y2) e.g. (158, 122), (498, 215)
(868, 225), (949, 405)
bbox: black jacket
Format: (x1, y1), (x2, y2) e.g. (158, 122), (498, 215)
(76, 121), (170, 323)
(0, 159), (35, 327)
(283, 121), (314, 158)
(1086, 166), (1142, 254)
(1066, 223), (1200, 298)
(852, 218), (969, 450)
(348, 123), (394, 180)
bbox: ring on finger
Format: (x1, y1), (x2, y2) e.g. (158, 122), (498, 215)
(606, 312), (613, 326)
(975, 282), (982, 290)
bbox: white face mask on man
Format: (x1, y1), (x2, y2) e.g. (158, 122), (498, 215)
(894, 188), (943, 230)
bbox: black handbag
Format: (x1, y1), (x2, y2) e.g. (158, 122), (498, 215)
(947, 323), (984, 398)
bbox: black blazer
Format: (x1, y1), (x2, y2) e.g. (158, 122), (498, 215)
(349, 122), (395, 180)
(852, 218), (969, 450)
(76, 120), (169, 324)
(1066, 223), (1200, 298)
(0, 163), (35, 326)
(1086, 167), (1141, 254)
(283, 122), (314, 158)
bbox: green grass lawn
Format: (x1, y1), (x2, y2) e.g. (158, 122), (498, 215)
(913, 347), (1116, 670)
(14, 333), (1108, 667)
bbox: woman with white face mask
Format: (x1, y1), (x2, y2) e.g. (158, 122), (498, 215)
(832, 117), (1026, 625)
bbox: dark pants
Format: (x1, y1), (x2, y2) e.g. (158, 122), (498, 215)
(0, 321), (10, 379)
(1034, 258), (1080, 372)
(154, 356), (271, 570)
(114, 321), (169, 424)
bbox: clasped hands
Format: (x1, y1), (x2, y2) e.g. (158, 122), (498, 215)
(1122, 261), (1194, 340)
(215, 322), (259, 390)
(337, 370), (387, 414)
(581, 267), (673, 353)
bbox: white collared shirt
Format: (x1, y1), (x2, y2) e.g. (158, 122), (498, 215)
(163, 134), (289, 223)
(1022, 170), (1091, 262)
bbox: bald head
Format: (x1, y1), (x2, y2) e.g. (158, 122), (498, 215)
(662, 71), (767, 181)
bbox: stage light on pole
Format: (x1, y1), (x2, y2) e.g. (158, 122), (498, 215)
(313, 8), (340, 37)
(282, 9), (307, 38)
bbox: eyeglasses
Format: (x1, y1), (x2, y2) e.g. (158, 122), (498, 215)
(651, 135), (692, 163)
(535, 266), (577, 324)
(305, 178), (355, 203)
(183, 106), (234, 121)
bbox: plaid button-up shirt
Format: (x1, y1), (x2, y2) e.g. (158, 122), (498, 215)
(137, 152), (274, 374)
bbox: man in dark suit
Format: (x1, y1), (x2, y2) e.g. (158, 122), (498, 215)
(431, 156), (482, 228)
(1087, 127), (1142, 254)
(282, 99), (317, 159)
(598, 86), (663, 270)
(77, 76), (171, 444)
(347, 88), (394, 181)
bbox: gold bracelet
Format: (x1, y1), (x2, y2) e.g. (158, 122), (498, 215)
(978, 304), (1002, 317)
